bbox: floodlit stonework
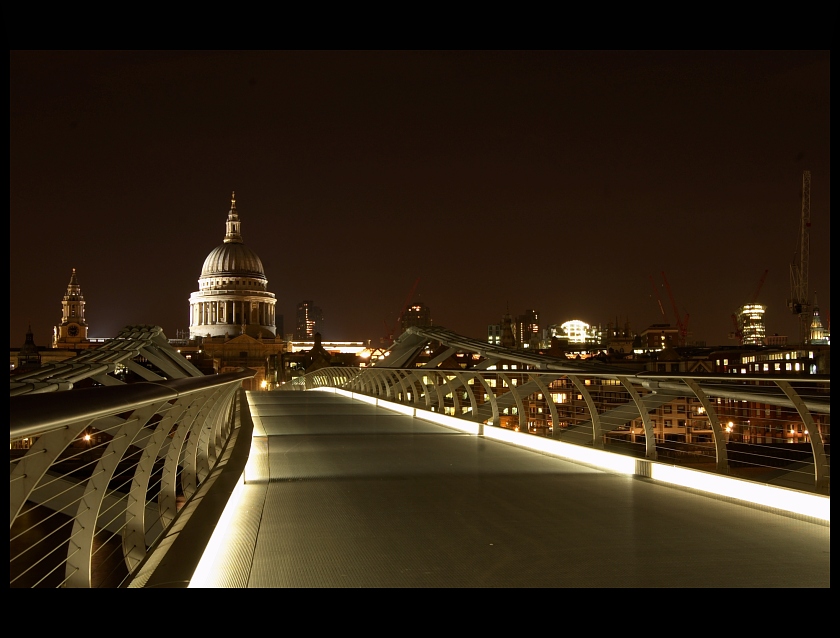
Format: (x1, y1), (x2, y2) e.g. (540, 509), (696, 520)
(189, 193), (277, 339)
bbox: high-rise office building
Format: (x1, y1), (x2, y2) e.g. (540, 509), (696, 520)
(738, 304), (767, 346)
(515, 309), (540, 348)
(400, 302), (432, 332)
(295, 300), (323, 340)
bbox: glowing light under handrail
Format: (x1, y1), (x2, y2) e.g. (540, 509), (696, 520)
(652, 464), (829, 522)
(188, 472), (246, 588)
(298, 381), (831, 524)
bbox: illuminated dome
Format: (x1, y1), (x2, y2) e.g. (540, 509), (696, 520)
(200, 192), (266, 279)
(201, 242), (265, 279)
(189, 192), (277, 339)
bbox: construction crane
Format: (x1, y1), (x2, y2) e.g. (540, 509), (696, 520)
(661, 271), (689, 347)
(751, 268), (769, 304)
(648, 275), (667, 322)
(787, 170), (811, 344)
(382, 277), (420, 345)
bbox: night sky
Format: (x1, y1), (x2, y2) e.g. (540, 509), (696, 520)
(10, 51), (831, 349)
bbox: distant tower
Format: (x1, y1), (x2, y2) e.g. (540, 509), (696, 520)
(400, 302), (432, 332)
(808, 294), (829, 344)
(500, 312), (517, 348)
(515, 309), (540, 348)
(295, 301), (323, 340)
(16, 325), (42, 372)
(54, 268), (89, 348)
(738, 304), (767, 346)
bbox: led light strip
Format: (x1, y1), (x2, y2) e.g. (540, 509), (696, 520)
(188, 472), (247, 588)
(347, 392), (831, 523)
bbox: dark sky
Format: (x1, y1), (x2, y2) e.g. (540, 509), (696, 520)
(10, 50), (830, 348)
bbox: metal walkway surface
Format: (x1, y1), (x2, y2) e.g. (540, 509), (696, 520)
(196, 392), (830, 588)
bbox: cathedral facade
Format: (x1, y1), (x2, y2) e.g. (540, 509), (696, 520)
(189, 193), (278, 339)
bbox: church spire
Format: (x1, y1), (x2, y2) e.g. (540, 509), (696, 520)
(224, 190), (243, 244)
(65, 268), (83, 301)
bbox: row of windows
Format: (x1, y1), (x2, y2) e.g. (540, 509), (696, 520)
(201, 278), (264, 289)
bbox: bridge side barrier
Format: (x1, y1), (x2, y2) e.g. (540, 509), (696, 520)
(286, 368), (829, 496)
(10, 369), (255, 588)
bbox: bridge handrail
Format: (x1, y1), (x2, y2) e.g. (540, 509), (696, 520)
(10, 369), (256, 588)
(285, 367), (829, 494)
(10, 371), (254, 441)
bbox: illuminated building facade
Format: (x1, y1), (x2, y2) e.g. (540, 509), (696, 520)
(189, 193), (277, 339)
(638, 324), (680, 352)
(557, 319), (591, 344)
(738, 303), (766, 346)
(514, 309), (540, 348)
(53, 268), (90, 348)
(12, 272), (107, 372)
(808, 296), (829, 345)
(295, 301), (323, 340)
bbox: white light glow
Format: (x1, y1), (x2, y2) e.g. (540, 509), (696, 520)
(416, 410), (480, 434)
(189, 471), (246, 588)
(351, 393), (378, 405)
(652, 464), (829, 522)
(483, 425), (636, 475)
(303, 388), (830, 523)
(378, 401), (415, 416)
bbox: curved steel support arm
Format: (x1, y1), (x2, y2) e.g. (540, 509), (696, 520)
(682, 378), (728, 473)
(618, 377), (657, 459)
(568, 375), (603, 448)
(776, 380), (829, 491)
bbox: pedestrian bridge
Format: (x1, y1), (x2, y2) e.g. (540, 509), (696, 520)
(10, 326), (830, 587)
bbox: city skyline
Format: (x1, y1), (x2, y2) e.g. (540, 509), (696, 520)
(11, 51), (830, 348)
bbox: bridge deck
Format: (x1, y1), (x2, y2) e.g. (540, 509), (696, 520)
(197, 392), (829, 587)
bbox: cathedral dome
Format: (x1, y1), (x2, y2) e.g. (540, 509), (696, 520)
(190, 192), (277, 340)
(201, 242), (266, 279)
(198, 192), (266, 280)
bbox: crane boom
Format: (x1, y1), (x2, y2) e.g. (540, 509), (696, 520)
(751, 269), (769, 304)
(383, 277), (421, 343)
(396, 277), (421, 330)
(648, 275), (667, 321)
(661, 271), (688, 346)
(788, 170), (811, 344)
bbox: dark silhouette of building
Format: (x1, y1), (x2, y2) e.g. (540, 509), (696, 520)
(14, 325), (42, 374)
(400, 302), (432, 332)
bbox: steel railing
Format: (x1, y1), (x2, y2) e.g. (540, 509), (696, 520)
(10, 369), (256, 588)
(285, 367), (829, 494)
